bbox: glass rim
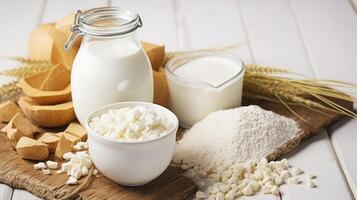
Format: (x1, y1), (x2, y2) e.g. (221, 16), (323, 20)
(165, 51), (245, 88)
(78, 7), (142, 37)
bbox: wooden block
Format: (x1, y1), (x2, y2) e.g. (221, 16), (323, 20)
(0, 101), (20, 122)
(142, 42), (165, 71)
(40, 64), (71, 91)
(10, 113), (40, 136)
(37, 132), (60, 153)
(51, 29), (78, 69)
(55, 132), (64, 137)
(55, 134), (74, 159)
(16, 137), (49, 161)
(1, 119), (14, 133)
(65, 122), (87, 141)
(2, 113), (38, 139)
(17, 70), (72, 105)
(62, 132), (80, 146)
(55, 135), (71, 159)
(153, 69), (169, 107)
(7, 128), (33, 146)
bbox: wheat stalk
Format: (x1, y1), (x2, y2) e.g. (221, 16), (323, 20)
(0, 58), (55, 102)
(243, 69), (357, 118)
(245, 64), (290, 74)
(0, 80), (22, 102)
(163, 44), (240, 66)
(5, 57), (52, 65)
(0, 64), (53, 78)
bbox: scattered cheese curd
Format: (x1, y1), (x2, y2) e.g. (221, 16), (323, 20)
(42, 169), (51, 175)
(66, 177), (78, 185)
(33, 162), (46, 170)
(46, 161), (58, 169)
(61, 151), (92, 184)
(307, 179), (317, 188)
(63, 152), (74, 160)
(181, 158), (318, 199)
(73, 141), (88, 151)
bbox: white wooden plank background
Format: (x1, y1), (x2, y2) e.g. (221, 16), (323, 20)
(42, 0), (109, 24)
(0, 0), (45, 199)
(112, 0), (179, 51)
(0, 0), (356, 199)
(238, 0), (353, 199)
(290, 0), (357, 197)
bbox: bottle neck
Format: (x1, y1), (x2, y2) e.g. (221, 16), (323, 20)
(65, 7), (142, 51)
(82, 30), (140, 46)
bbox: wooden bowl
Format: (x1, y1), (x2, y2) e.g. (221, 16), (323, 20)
(18, 96), (76, 128)
(17, 69), (71, 105)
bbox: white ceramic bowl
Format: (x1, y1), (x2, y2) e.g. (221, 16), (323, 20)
(85, 101), (179, 186)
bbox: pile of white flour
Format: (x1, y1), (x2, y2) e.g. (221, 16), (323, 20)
(174, 105), (300, 171)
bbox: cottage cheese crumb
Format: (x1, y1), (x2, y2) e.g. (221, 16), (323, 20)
(307, 179), (317, 188)
(89, 106), (173, 142)
(34, 162), (46, 170)
(66, 177), (78, 185)
(63, 152), (74, 160)
(290, 167), (303, 176)
(306, 173), (316, 179)
(73, 141), (88, 151)
(196, 191), (207, 199)
(46, 161), (58, 169)
(42, 169), (51, 175)
(61, 151), (92, 180)
(178, 158), (317, 199)
(81, 166), (89, 176)
(270, 185), (279, 195)
(288, 177), (301, 184)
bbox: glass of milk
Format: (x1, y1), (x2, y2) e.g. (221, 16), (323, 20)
(165, 52), (245, 128)
(65, 7), (153, 125)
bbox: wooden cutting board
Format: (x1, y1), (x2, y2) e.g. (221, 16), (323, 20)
(0, 97), (352, 200)
(0, 130), (197, 200)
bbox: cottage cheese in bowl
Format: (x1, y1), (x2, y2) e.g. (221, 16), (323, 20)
(89, 106), (174, 142)
(85, 102), (178, 186)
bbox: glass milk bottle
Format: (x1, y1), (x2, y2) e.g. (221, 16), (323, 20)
(65, 7), (153, 125)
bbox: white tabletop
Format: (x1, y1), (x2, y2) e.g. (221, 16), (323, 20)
(0, 0), (356, 199)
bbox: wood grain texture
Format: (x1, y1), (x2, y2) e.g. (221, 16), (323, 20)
(12, 189), (40, 200)
(0, 183), (13, 200)
(290, 0), (357, 197)
(176, 0), (253, 63)
(289, 0), (357, 82)
(238, 0), (353, 199)
(329, 119), (357, 198)
(1, 0), (356, 199)
(0, 127), (197, 200)
(0, 0), (44, 86)
(42, 0), (109, 24)
(0, 1), (45, 199)
(112, 0), (179, 51)
(0, 0), (44, 57)
(238, 0), (313, 76)
(0, 95), (350, 200)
